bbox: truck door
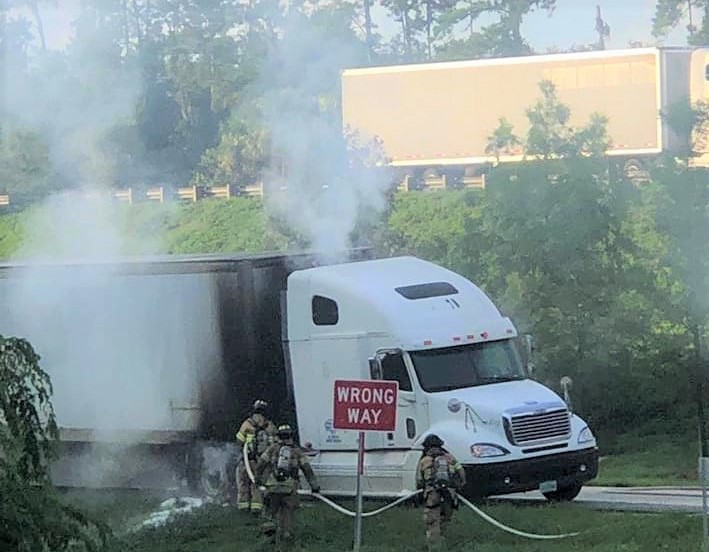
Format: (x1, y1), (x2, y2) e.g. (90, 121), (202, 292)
(370, 350), (422, 448)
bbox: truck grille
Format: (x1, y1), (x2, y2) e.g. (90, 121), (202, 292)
(508, 408), (571, 445)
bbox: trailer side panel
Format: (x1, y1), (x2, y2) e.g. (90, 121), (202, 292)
(342, 49), (663, 166)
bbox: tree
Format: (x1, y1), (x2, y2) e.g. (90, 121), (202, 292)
(193, 114), (268, 189)
(653, 0), (709, 43)
(485, 117), (521, 161)
(646, 100), (709, 457)
(347, 0), (379, 61)
(440, 0), (487, 38)
(480, 160), (663, 427)
(422, 0), (456, 59)
(26, 0), (52, 51)
(525, 80), (609, 159)
(0, 125), (57, 201)
(572, 112), (610, 157)
(436, 0), (556, 59)
(382, 189), (483, 276)
(525, 80), (573, 158)
(638, 164), (709, 456)
(0, 4), (33, 74)
(0, 335), (109, 551)
(3, 0), (53, 51)
(482, 0), (556, 55)
(380, 0), (425, 59)
(662, 98), (709, 159)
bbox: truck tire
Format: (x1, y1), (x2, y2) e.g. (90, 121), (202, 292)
(187, 442), (234, 500)
(542, 484), (582, 502)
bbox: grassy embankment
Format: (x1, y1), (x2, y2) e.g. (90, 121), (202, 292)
(63, 491), (701, 552)
(0, 198), (289, 259)
(593, 425), (698, 488)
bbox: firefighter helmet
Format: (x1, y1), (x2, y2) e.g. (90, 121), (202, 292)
(252, 399), (268, 413)
(422, 434), (444, 450)
(277, 424), (294, 440)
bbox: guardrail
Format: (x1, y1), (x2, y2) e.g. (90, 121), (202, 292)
(0, 176), (484, 208)
(0, 184), (261, 207)
(397, 174), (486, 192)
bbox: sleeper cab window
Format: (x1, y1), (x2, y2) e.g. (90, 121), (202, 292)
(312, 295), (339, 326)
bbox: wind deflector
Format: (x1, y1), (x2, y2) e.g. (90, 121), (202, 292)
(395, 282), (458, 300)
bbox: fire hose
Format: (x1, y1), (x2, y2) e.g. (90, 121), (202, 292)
(241, 450), (579, 540)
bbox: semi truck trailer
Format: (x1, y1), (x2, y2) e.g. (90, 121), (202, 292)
(0, 251), (598, 500)
(342, 47), (709, 184)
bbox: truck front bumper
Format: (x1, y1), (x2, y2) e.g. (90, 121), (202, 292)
(462, 447), (599, 498)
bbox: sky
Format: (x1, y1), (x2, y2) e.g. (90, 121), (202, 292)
(12, 0), (689, 53)
(521, 0), (686, 50)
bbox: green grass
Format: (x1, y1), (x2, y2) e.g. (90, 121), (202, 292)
(0, 211), (24, 258)
(592, 424), (699, 487)
(0, 198), (291, 260)
(92, 497), (702, 552)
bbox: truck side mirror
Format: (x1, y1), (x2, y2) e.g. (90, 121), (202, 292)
(560, 376), (573, 411)
(369, 357), (382, 380)
(521, 334), (535, 377)
(526, 361), (536, 377)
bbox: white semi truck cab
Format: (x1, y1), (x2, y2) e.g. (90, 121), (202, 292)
(287, 256), (598, 500)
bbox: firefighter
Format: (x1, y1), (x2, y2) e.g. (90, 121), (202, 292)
(416, 434), (466, 551)
(234, 399), (277, 513)
(255, 423), (320, 547)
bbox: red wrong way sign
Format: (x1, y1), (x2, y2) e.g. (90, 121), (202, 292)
(333, 379), (398, 432)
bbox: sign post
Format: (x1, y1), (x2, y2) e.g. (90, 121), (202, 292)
(333, 379), (398, 552)
(354, 431), (364, 551)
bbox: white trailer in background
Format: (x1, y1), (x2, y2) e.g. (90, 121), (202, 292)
(342, 47), (709, 186)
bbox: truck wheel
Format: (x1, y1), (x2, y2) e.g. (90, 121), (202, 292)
(200, 466), (228, 499)
(187, 442), (233, 500)
(542, 484), (582, 502)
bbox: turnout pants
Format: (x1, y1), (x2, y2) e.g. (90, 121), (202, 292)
(261, 491), (298, 545)
(424, 490), (454, 551)
(236, 461), (263, 512)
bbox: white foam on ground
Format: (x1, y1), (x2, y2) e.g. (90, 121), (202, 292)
(136, 497), (208, 530)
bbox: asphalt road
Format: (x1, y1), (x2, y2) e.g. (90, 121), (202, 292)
(496, 486), (709, 513)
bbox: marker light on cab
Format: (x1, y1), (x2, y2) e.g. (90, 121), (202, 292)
(470, 443), (511, 458)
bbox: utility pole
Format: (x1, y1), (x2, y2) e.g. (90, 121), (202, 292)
(595, 5), (610, 50)
(695, 322), (709, 551)
(688, 0), (696, 35)
(363, 0), (374, 63)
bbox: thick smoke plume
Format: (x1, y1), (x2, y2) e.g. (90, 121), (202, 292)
(257, 9), (393, 260)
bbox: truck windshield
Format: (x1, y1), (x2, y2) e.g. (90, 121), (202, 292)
(409, 340), (525, 393)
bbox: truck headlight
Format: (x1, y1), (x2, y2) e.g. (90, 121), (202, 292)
(577, 426), (595, 444)
(470, 443), (510, 458)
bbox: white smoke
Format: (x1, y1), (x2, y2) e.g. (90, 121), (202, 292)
(0, 194), (220, 423)
(0, 13), (218, 488)
(256, 8), (393, 260)
(1, 12), (140, 190)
